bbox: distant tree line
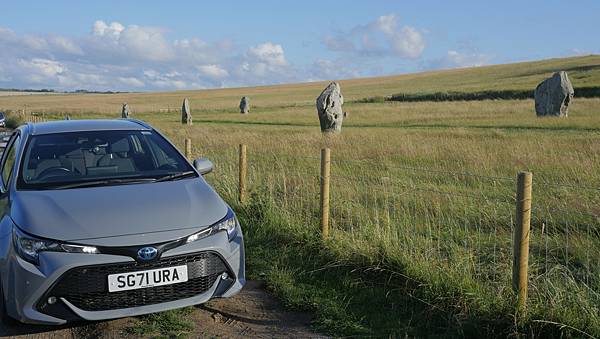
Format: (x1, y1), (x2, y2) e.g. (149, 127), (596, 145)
(0, 88), (56, 93)
(354, 86), (600, 103)
(0, 88), (131, 94)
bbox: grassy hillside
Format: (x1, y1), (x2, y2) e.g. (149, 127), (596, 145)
(2, 55), (600, 337)
(0, 55), (598, 114)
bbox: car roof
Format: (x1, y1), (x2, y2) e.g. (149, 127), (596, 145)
(23, 119), (151, 136)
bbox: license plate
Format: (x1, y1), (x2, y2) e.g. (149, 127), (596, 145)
(107, 265), (188, 292)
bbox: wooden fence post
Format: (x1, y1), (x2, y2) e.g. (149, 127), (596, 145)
(185, 138), (192, 160)
(238, 144), (247, 203)
(320, 148), (331, 239)
(513, 171), (533, 315)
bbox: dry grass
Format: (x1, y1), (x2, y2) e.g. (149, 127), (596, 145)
(3, 55), (600, 336)
(0, 55), (598, 114)
(0, 91), (61, 97)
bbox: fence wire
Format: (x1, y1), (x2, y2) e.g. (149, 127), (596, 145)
(191, 142), (600, 320)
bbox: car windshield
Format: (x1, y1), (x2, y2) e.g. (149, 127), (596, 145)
(17, 130), (196, 190)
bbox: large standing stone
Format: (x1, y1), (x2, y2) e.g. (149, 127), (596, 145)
(121, 103), (129, 118)
(316, 82), (345, 132)
(240, 96), (250, 114)
(534, 71), (574, 117)
(181, 98), (192, 125)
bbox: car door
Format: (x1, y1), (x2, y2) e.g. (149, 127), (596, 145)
(0, 132), (21, 215)
(0, 132), (20, 268)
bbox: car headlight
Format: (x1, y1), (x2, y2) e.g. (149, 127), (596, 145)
(13, 227), (99, 265)
(214, 216), (237, 240)
(186, 208), (239, 243)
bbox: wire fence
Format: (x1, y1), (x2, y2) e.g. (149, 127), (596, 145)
(189, 141), (599, 322)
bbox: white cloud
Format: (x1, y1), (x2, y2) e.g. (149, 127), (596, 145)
(324, 14), (425, 59)
(196, 64), (229, 79)
(0, 65), (11, 82)
(308, 59), (361, 81)
(216, 42), (295, 86)
(118, 77), (145, 87)
(141, 69), (198, 90)
(426, 50), (493, 69)
(18, 58), (65, 78)
(375, 15), (396, 35)
(93, 20), (124, 37)
(563, 48), (598, 57)
(48, 36), (84, 55)
(248, 42), (288, 66)
(86, 20), (174, 63)
(22, 35), (49, 50)
(0, 18), (445, 91)
(0, 20), (299, 91)
(155, 79), (188, 89)
(389, 26), (425, 59)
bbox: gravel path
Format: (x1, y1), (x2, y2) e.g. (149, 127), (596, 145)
(0, 281), (325, 339)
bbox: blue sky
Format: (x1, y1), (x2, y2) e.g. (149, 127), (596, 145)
(0, 0), (598, 91)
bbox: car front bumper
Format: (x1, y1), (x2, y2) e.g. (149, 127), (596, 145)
(4, 229), (245, 325)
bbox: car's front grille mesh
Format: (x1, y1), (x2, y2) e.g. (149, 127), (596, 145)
(42, 252), (229, 312)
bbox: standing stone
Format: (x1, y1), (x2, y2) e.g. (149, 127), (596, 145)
(316, 82), (345, 132)
(181, 98), (192, 125)
(240, 96), (250, 114)
(121, 103), (130, 118)
(534, 71), (574, 117)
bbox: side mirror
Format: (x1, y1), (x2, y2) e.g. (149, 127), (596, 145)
(193, 157), (213, 175)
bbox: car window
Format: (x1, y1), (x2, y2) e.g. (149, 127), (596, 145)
(17, 130), (195, 190)
(145, 134), (178, 168)
(2, 134), (21, 188)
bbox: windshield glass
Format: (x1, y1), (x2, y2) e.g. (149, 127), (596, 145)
(17, 130), (196, 190)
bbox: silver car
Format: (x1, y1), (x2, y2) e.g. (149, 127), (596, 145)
(0, 119), (245, 325)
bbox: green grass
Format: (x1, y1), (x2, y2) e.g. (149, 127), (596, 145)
(4, 110), (25, 129)
(232, 186), (596, 338)
(237, 197), (502, 337)
(4, 55), (600, 337)
(31, 99), (600, 337)
(125, 307), (195, 338)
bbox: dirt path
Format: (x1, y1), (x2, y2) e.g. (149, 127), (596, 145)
(0, 281), (326, 338)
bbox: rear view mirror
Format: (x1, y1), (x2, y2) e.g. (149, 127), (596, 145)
(193, 157), (213, 175)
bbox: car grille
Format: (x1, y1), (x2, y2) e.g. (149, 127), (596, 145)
(40, 252), (230, 312)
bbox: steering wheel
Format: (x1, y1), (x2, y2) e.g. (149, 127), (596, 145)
(37, 167), (72, 180)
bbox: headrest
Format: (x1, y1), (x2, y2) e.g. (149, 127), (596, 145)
(111, 138), (130, 154)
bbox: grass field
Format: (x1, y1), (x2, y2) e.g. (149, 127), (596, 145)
(1, 55), (599, 337)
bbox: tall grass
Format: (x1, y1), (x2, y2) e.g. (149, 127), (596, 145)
(196, 143), (599, 336)
(6, 55), (600, 335)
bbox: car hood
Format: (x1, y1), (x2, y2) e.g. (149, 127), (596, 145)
(11, 178), (228, 243)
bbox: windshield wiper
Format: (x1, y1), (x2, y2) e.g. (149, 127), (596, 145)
(51, 178), (157, 190)
(155, 171), (196, 182)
